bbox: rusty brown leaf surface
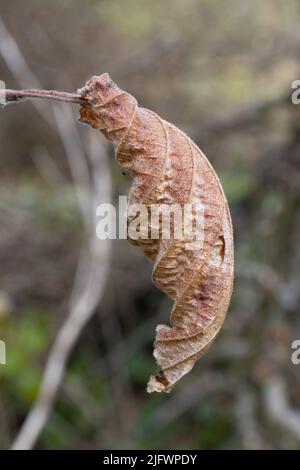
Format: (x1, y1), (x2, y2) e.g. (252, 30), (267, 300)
(79, 73), (234, 393)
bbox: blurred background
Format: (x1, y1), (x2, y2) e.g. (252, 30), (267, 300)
(0, 0), (300, 450)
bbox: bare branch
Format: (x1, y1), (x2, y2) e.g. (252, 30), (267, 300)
(1, 88), (84, 105)
(0, 17), (112, 450)
(11, 136), (112, 450)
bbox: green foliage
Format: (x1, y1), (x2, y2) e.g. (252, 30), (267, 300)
(0, 309), (50, 407)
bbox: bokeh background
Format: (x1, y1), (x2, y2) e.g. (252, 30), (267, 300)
(0, 0), (300, 450)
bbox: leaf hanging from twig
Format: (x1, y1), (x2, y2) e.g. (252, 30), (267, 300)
(79, 73), (234, 393)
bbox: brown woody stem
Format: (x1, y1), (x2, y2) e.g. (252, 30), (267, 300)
(1, 88), (85, 105)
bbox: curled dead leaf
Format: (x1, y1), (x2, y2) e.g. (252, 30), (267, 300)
(79, 73), (234, 393)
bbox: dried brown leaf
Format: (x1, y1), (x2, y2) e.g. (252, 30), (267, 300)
(79, 73), (234, 393)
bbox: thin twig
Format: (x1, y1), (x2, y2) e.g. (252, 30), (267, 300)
(1, 88), (84, 105)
